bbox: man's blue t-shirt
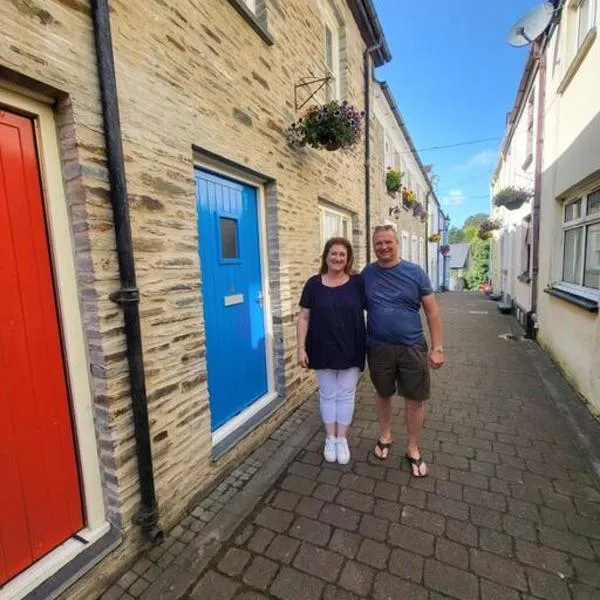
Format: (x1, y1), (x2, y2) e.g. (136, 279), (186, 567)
(362, 260), (433, 346)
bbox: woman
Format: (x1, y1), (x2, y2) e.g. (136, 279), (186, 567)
(296, 237), (366, 464)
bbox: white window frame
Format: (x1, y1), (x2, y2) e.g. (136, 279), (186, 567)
(411, 235), (418, 262)
(323, 3), (341, 101)
(401, 230), (409, 259)
(557, 186), (600, 299)
(319, 204), (352, 246)
(418, 236), (425, 268)
(569, 0), (597, 52)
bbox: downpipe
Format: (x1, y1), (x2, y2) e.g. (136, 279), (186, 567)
(91, 0), (163, 544)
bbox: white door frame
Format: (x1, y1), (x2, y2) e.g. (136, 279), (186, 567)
(192, 156), (277, 448)
(0, 86), (108, 600)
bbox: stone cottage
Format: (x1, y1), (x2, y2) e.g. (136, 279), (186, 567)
(0, 0), (390, 598)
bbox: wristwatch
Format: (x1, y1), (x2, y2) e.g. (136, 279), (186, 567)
(433, 346), (444, 353)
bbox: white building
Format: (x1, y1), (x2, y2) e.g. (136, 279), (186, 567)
(490, 49), (541, 330)
(493, 0), (600, 414)
(371, 81), (439, 280)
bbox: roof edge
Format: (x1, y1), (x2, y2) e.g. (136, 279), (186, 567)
(347, 0), (392, 66)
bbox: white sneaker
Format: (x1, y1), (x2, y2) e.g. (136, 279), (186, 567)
(336, 437), (350, 465)
(324, 437), (337, 463)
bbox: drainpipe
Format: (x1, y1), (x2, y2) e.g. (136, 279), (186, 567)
(91, 0), (163, 544)
(529, 39), (546, 339)
(425, 190), (431, 281)
(363, 40), (382, 262)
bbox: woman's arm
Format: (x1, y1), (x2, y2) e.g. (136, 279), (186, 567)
(296, 308), (310, 368)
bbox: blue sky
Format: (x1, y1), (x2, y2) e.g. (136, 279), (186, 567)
(372, 0), (540, 229)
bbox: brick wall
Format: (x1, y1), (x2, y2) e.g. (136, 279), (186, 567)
(0, 0), (375, 596)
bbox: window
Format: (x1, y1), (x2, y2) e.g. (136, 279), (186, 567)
(411, 235), (418, 262)
(323, 3), (341, 100)
(576, 0), (595, 48)
(568, 0), (597, 54)
(220, 217), (239, 260)
(418, 237), (425, 268)
(320, 205), (351, 245)
(384, 135), (393, 170)
(524, 90), (535, 168)
(561, 188), (600, 290)
(401, 231), (409, 259)
(226, 1), (272, 45)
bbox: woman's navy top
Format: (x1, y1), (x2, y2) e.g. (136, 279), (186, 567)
(299, 274), (366, 371)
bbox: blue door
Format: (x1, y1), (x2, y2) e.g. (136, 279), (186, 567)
(195, 170), (268, 431)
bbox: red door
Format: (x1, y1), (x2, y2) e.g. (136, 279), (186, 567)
(0, 110), (84, 585)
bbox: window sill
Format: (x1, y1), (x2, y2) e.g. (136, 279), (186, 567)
(517, 272), (531, 284)
(557, 27), (596, 95)
(521, 154), (533, 171)
(226, 0), (274, 46)
(544, 285), (599, 313)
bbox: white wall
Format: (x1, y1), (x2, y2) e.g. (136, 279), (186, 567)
(491, 64), (540, 313)
(537, 1), (600, 414)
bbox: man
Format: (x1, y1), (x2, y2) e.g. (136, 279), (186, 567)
(362, 225), (444, 476)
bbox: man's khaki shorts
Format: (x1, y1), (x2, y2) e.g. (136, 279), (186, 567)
(367, 341), (430, 401)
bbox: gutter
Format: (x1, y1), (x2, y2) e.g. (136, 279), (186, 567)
(529, 0), (562, 337)
(91, 0), (163, 544)
(348, 0), (392, 66)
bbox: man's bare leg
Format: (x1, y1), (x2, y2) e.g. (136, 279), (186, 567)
(405, 398), (427, 476)
(374, 394), (393, 458)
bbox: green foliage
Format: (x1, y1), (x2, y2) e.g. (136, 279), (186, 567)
(465, 238), (490, 290)
(463, 213), (489, 229)
(287, 100), (364, 150)
(463, 225), (479, 243)
(450, 212), (493, 290)
(448, 227), (465, 243)
(493, 186), (532, 211)
(386, 168), (403, 192)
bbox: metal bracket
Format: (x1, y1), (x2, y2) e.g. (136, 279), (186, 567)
(109, 287), (140, 304)
(294, 74), (332, 111)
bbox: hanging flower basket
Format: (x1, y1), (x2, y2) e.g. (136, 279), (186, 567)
(286, 100), (364, 151)
(413, 202), (427, 222)
(402, 187), (416, 208)
(429, 232), (441, 243)
(439, 244), (450, 256)
(386, 168), (403, 193)
(493, 186), (533, 211)
(478, 218), (502, 240)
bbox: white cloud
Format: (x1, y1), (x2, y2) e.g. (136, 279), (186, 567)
(441, 189), (466, 206)
(455, 149), (497, 172)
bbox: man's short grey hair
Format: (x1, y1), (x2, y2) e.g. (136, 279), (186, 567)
(373, 224), (398, 240)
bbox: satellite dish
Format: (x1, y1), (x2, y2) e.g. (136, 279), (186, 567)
(507, 2), (555, 47)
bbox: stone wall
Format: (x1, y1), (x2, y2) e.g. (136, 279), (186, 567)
(0, 0), (374, 596)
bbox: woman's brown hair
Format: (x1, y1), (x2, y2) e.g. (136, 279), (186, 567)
(319, 237), (354, 274)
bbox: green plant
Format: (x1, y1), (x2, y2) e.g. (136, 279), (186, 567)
(402, 187), (416, 208)
(478, 218), (502, 240)
(287, 100), (364, 151)
(493, 187), (533, 211)
(465, 238), (491, 289)
(386, 168), (403, 193)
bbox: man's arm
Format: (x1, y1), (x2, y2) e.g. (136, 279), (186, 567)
(421, 294), (444, 368)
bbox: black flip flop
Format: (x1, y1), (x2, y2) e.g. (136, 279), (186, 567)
(405, 454), (429, 477)
(374, 439), (393, 460)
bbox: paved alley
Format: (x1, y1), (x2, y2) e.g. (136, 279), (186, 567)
(106, 292), (600, 600)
